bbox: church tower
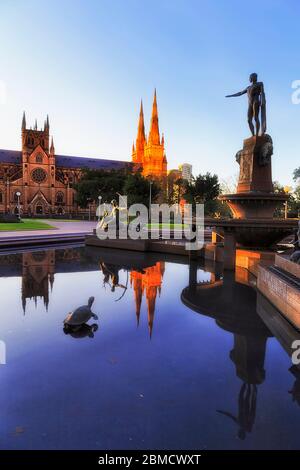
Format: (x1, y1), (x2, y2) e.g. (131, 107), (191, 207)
(21, 113), (54, 215)
(131, 90), (167, 179)
(143, 90), (167, 178)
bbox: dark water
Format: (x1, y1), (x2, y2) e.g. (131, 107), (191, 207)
(0, 245), (299, 450)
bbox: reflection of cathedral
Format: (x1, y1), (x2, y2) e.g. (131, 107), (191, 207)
(130, 262), (165, 337)
(20, 249), (81, 312)
(22, 251), (55, 312)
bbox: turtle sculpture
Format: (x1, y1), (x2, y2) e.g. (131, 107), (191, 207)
(63, 296), (98, 332)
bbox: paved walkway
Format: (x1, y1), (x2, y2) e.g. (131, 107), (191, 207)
(0, 220), (97, 238)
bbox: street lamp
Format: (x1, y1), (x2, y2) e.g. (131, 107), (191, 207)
(284, 186), (292, 219)
(16, 191), (21, 220)
(86, 197), (92, 221)
(149, 181), (153, 222)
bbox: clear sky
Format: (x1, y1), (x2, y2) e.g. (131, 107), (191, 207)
(0, 0), (299, 186)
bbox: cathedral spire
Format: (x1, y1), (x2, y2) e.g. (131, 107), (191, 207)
(148, 89), (160, 145)
(137, 100), (146, 143)
(50, 137), (55, 153)
(22, 111), (26, 130)
(34, 119), (37, 130)
(132, 99), (146, 164)
(45, 114), (49, 131)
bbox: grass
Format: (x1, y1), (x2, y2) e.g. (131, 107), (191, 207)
(44, 218), (82, 222)
(0, 218), (56, 232)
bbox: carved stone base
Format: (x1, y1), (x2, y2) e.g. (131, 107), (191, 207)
(236, 135), (273, 193)
(221, 134), (288, 220)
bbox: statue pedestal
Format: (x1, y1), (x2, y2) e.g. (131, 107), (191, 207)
(237, 135), (273, 193)
(221, 134), (288, 220)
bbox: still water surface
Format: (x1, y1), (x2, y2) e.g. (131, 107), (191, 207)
(0, 245), (299, 450)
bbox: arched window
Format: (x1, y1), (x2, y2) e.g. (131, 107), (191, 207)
(36, 153), (43, 163)
(56, 192), (64, 204)
(0, 191), (2, 204)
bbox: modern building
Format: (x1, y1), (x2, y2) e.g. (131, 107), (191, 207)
(178, 163), (193, 182)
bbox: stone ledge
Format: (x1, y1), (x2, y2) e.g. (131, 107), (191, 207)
(257, 264), (300, 329)
(275, 253), (300, 279)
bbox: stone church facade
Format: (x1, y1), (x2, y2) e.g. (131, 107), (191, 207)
(0, 114), (130, 217)
(0, 90), (168, 217)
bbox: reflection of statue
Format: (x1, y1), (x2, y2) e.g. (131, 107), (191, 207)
(217, 383), (257, 440)
(100, 262), (127, 293)
(226, 73), (266, 136)
(63, 323), (98, 338)
(290, 221), (300, 264)
(63, 296), (98, 332)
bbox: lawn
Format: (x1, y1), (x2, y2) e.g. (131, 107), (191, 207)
(0, 219), (56, 232)
(147, 223), (188, 229)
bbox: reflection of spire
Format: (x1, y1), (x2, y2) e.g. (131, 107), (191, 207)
(130, 272), (143, 326)
(130, 262), (164, 338)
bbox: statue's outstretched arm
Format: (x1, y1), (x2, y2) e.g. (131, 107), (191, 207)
(226, 88), (248, 98)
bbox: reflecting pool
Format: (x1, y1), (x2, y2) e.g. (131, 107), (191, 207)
(0, 245), (299, 450)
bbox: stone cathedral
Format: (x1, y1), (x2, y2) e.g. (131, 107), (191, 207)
(0, 90), (168, 217)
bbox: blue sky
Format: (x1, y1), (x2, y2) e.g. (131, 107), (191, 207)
(0, 0), (299, 185)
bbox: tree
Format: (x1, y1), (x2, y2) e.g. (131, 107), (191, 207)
(167, 177), (185, 205)
(183, 172), (221, 215)
(74, 168), (160, 209)
(293, 167), (300, 182)
(123, 172), (160, 207)
(74, 168), (128, 207)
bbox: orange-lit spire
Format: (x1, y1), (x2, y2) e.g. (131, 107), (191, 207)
(148, 89), (160, 145)
(137, 100), (146, 144)
(132, 100), (146, 164)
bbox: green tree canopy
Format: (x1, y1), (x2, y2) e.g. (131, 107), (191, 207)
(293, 167), (300, 182)
(74, 168), (160, 208)
(183, 172), (221, 215)
(123, 173), (160, 207)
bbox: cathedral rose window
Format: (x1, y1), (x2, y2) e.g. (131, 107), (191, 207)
(32, 167), (47, 183)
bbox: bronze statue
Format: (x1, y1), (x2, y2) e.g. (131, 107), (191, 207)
(226, 73), (266, 136)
